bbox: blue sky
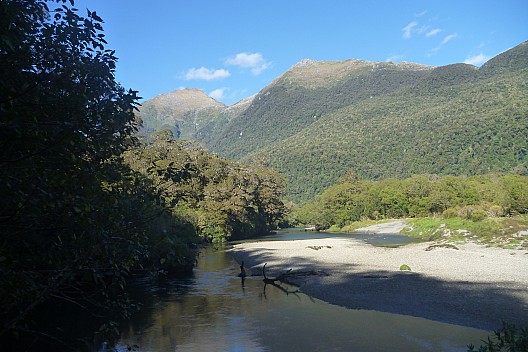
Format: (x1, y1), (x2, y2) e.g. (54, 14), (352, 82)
(74, 0), (527, 105)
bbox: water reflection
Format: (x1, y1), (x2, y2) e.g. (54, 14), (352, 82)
(111, 246), (489, 352)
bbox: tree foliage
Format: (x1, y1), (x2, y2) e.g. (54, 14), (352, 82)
(0, 1), (198, 347)
(292, 173), (528, 228)
(467, 322), (528, 352)
(124, 131), (287, 244)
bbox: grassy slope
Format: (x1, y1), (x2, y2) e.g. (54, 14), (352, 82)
(325, 216), (528, 250)
(137, 89), (225, 139)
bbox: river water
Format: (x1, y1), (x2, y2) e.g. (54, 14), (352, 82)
(107, 229), (490, 352)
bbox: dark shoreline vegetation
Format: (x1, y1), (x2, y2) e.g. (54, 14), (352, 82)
(1, 1), (527, 351)
(0, 1), (285, 350)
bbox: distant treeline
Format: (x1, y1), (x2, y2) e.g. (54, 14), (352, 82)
(292, 172), (528, 228)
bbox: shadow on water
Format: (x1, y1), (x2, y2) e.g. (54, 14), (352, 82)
(109, 245), (496, 352)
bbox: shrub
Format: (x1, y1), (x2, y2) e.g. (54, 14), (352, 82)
(470, 209), (488, 222)
(328, 224), (342, 232)
(443, 208), (458, 218)
(488, 205), (505, 218)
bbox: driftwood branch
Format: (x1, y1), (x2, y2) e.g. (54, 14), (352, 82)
(236, 261), (329, 297)
(425, 244), (459, 251)
(262, 263), (329, 283)
(262, 263), (293, 284)
(258, 262), (330, 297)
(262, 263), (299, 295)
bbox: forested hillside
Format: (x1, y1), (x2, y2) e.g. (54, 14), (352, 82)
(245, 50), (528, 200)
(139, 42), (528, 203)
(201, 60), (434, 160)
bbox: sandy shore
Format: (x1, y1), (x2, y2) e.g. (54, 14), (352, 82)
(228, 230), (528, 331)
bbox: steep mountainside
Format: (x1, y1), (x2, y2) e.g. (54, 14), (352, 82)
(195, 94), (255, 146)
(239, 42), (528, 201)
(201, 59), (434, 159)
(137, 88), (225, 138)
(139, 41), (528, 202)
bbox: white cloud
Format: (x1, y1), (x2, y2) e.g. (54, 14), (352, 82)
(426, 28), (442, 37)
(464, 53), (491, 66)
(225, 52), (271, 75)
(429, 33), (458, 55)
(440, 33), (458, 46)
(415, 10), (427, 17)
(209, 88), (228, 101)
(402, 21), (418, 39)
(184, 67), (230, 81)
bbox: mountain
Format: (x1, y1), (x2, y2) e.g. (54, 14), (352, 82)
(138, 41), (528, 202)
(202, 59), (434, 160)
(137, 88), (225, 138)
(195, 94), (255, 146)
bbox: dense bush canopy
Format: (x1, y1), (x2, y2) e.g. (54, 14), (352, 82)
(124, 131), (286, 243)
(292, 173), (528, 228)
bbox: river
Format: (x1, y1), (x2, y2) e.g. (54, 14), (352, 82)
(105, 229), (490, 352)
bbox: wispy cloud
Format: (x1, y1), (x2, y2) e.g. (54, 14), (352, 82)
(184, 67), (230, 81)
(402, 21), (418, 39)
(426, 28), (442, 37)
(209, 88), (228, 100)
(440, 33), (458, 46)
(464, 53), (491, 66)
(415, 10), (428, 17)
(429, 33), (458, 55)
(225, 52), (271, 75)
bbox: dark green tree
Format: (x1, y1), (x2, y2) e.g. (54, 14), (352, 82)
(124, 131), (287, 243)
(0, 1), (198, 347)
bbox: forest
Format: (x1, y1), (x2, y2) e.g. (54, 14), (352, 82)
(0, 1), (285, 348)
(292, 172), (528, 235)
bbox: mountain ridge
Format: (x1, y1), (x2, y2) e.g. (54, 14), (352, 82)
(137, 41), (528, 202)
(137, 88), (225, 138)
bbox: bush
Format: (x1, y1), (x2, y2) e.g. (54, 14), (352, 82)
(443, 208), (458, 218)
(470, 209), (488, 222)
(399, 264), (411, 271)
(328, 224), (342, 232)
(488, 205), (505, 218)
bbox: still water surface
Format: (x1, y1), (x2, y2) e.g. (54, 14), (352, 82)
(109, 230), (489, 352)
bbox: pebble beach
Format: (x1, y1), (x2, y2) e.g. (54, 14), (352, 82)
(228, 223), (528, 331)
